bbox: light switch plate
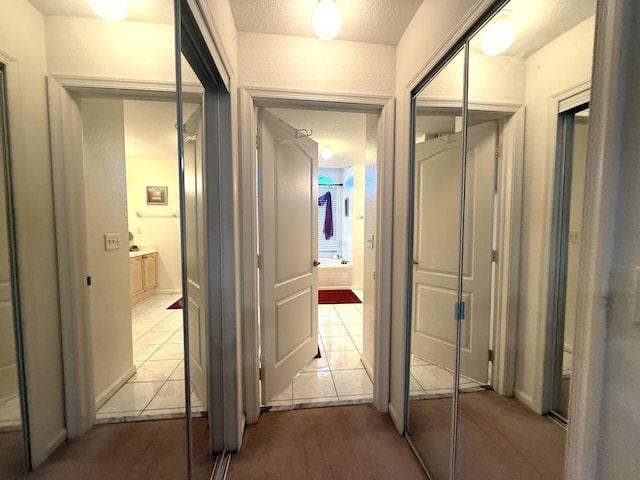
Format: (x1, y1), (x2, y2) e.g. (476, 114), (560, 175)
(104, 233), (121, 250)
(366, 233), (374, 249)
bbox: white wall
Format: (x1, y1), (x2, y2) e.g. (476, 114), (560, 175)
(0, 0), (66, 466)
(126, 157), (181, 293)
(341, 165), (364, 290)
(44, 16), (197, 83)
(515, 16), (595, 409)
(238, 32), (395, 95)
(81, 98), (134, 404)
(362, 114), (378, 373)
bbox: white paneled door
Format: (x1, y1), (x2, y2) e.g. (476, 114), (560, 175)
(258, 109), (319, 402)
(184, 105), (207, 406)
(412, 121), (496, 384)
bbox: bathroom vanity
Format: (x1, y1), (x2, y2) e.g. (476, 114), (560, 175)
(129, 246), (158, 305)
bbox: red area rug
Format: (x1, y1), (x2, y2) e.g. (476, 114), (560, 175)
(318, 289), (362, 304)
(167, 298), (183, 309)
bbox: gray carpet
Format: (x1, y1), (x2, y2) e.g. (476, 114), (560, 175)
(25, 418), (213, 479)
(227, 404), (427, 480)
(409, 390), (566, 480)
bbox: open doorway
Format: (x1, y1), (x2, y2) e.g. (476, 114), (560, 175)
(257, 107), (374, 409)
(78, 97), (205, 423)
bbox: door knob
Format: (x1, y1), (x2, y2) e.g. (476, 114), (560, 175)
(313, 260), (321, 267)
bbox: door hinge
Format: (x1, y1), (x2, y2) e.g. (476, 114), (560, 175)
(257, 254), (262, 269)
(256, 134), (262, 150)
(454, 301), (465, 321)
(491, 249), (498, 263)
(495, 143), (502, 160)
(488, 349), (494, 363)
(259, 367), (263, 381)
(87, 276), (92, 286)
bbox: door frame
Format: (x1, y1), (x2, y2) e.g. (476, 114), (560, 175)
(239, 87), (394, 423)
(46, 76), (211, 438)
(542, 83), (591, 415)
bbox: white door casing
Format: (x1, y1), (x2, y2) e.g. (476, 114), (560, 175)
(184, 105), (207, 406)
(412, 121), (496, 384)
(258, 108), (319, 402)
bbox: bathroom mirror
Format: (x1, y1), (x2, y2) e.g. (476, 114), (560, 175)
(406, 45), (466, 480)
(0, 66), (28, 480)
(406, 1), (597, 478)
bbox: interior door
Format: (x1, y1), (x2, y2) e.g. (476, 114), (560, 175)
(184, 105), (207, 407)
(412, 121), (496, 384)
(258, 108), (319, 402)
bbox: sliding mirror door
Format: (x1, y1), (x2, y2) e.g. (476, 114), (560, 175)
(406, 1), (598, 478)
(453, 0), (596, 478)
(0, 65), (28, 480)
(406, 46), (466, 480)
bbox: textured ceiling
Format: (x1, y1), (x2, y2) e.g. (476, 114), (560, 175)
(228, 0), (423, 45)
(471, 0), (596, 57)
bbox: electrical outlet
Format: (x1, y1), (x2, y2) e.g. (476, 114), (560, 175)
(104, 233), (121, 250)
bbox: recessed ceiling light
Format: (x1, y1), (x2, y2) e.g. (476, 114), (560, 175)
(321, 147), (333, 160)
(86, 0), (127, 22)
(312, 0), (342, 41)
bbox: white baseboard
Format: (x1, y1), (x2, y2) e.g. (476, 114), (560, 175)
(388, 402), (403, 434)
(95, 365), (137, 410)
(513, 387), (537, 413)
(156, 289), (182, 295)
(32, 428), (67, 467)
(360, 354), (374, 380)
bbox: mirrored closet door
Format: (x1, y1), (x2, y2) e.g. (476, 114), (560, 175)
(0, 66), (29, 480)
(405, 1), (597, 478)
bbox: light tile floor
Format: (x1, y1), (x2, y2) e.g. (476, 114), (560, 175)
(409, 354), (485, 400)
(96, 294), (204, 423)
(265, 290), (374, 408)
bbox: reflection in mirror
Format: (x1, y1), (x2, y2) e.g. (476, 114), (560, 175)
(453, 0), (596, 477)
(0, 66), (28, 480)
(551, 105), (589, 422)
(179, 51), (211, 475)
(407, 47), (465, 480)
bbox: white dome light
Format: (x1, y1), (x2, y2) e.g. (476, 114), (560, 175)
(481, 17), (515, 56)
(86, 0), (127, 21)
(321, 147), (333, 160)
(312, 0), (342, 41)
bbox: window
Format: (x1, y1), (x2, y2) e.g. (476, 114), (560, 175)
(318, 175), (340, 252)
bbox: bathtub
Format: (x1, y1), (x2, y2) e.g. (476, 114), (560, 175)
(318, 258), (352, 289)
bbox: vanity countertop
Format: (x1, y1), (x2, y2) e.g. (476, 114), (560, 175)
(128, 245), (158, 258)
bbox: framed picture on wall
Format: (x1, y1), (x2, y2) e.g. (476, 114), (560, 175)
(147, 186), (168, 205)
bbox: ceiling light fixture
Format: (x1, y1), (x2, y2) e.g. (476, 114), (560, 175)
(85, 0), (127, 21)
(321, 147), (333, 160)
(312, 0), (342, 41)
(481, 11), (515, 56)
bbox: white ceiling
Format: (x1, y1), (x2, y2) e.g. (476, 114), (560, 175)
(228, 0), (423, 45)
(267, 108), (367, 168)
(471, 0), (596, 57)
(27, 0), (174, 23)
